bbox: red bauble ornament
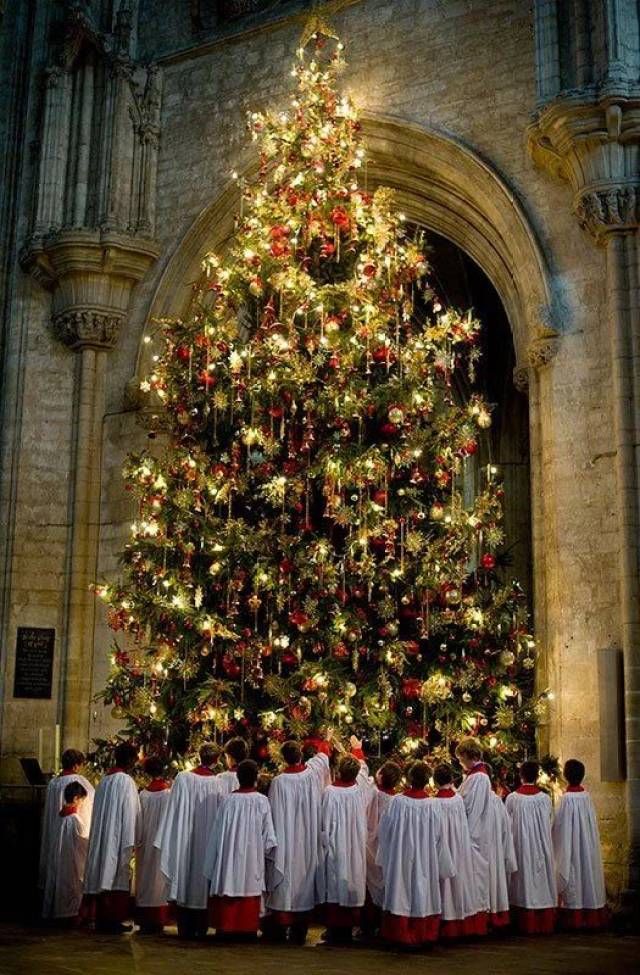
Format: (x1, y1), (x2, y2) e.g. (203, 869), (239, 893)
(281, 651), (297, 667)
(175, 345), (191, 362)
(480, 553), (496, 570)
(333, 642), (349, 658)
(402, 678), (422, 699)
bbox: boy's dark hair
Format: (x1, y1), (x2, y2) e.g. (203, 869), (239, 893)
(61, 749), (85, 771)
(520, 760), (540, 784)
(302, 741), (318, 762)
(377, 761), (402, 790)
(455, 737), (483, 763)
(564, 758), (585, 786)
(281, 740), (302, 767)
(200, 742), (220, 767)
(257, 771), (273, 796)
(143, 755), (165, 779)
(64, 781), (87, 804)
(337, 754), (360, 784)
(237, 759), (259, 789)
(433, 763), (454, 788)
(224, 737), (249, 764)
(114, 742), (138, 771)
(408, 760), (431, 791)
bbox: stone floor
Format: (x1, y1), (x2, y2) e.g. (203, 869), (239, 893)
(0, 924), (639, 975)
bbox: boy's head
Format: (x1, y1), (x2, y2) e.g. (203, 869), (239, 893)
(224, 737), (249, 768)
(64, 781), (87, 805)
(564, 759), (585, 787)
(455, 737), (483, 769)
(337, 754), (361, 785)
(237, 759), (259, 790)
(114, 742), (138, 772)
(375, 761), (402, 792)
(302, 741), (318, 762)
(281, 740), (302, 767)
(433, 763), (454, 789)
(407, 760), (431, 792)
(143, 755), (165, 779)
(61, 748), (85, 772)
(199, 742), (220, 768)
(519, 760), (539, 785)
(257, 771), (273, 796)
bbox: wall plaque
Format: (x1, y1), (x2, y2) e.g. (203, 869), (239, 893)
(13, 627), (55, 699)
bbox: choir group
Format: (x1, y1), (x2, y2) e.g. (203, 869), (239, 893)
(38, 734), (608, 948)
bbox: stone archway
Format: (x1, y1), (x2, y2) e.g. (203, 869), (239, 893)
(134, 114), (558, 747)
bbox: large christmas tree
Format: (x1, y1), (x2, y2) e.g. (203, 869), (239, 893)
(96, 27), (543, 785)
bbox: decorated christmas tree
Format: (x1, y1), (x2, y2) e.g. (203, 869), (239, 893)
(96, 26), (544, 785)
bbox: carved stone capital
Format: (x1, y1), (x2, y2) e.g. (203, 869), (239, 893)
(575, 184), (640, 242)
(53, 309), (123, 350)
(527, 89), (640, 243)
(527, 324), (559, 370)
(21, 228), (159, 352)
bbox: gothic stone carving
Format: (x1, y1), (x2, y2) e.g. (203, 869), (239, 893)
(53, 310), (123, 350)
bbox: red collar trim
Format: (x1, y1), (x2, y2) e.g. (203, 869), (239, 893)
(436, 788), (456, 798)
(107, 767), (125, 775)
(334, 779), (357, 788)
(377, 786), (396, 796)
(234, 787), (257, 793)
(403, 788), (428, 799)
(466, 763), (489, 777)
(517, 784), (540, 795)
(193, 766), (215, 776)
(60, 769), (77, 776)
(566, 785), (585, 793)
(59, 803), (79, 818)
(146, 778), (170, 792)
(283, 764), (306, 774)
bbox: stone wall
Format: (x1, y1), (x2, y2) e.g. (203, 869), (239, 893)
(0, 0), (633, 895)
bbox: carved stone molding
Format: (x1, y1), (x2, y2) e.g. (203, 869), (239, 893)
(513, 364), (530, 393)
(527, 324), (560, 370)
(53, 310), (123, 350)
(527, 90), (640, 243)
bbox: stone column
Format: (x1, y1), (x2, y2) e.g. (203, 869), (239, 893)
(529, 92), (640, 897)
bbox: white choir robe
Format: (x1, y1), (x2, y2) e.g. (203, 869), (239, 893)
(505, 786), (557, 934)
(365, 788), (395, 909)
(39, 772), (94, 890)
(154, 767), (219, 910)
(552, 788), (608, 930)
(135, 781), (172, 927)
(434, 788), (486, 938)
(377, 792), (454, 945)
(459, 766), (515, 927)
(316, 760), (372, 928)
(265, 752), (329, 921)
(204, 789), (277, 933)
(84, 771), (140, 896)
(216, 769), (239, 797)
(42, 807), (89, 919)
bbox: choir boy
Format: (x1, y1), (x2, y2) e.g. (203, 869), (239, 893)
(42, 781), (90, 923)
(39, 749), (94, 899)
(377, 761), (454, 948)
(432, 764), (485, 938)
(135, 756), (172, 934)
(317, 748), (371, 944)
(84, 742), (140, 933)
(155, 742), (220, 939)
(505, 760), (557, 934)
(204, 759), (277, 941)
(363, 760), (402, 935)
(217, 737), (249, 797)
(455, 737), (516, 929)
(264, 737), (331, 944)
(552, 759), (608, 931)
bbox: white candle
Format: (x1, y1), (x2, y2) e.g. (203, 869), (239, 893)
(38, 728), (44, 770)
(54, 724), (61, 772)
